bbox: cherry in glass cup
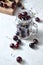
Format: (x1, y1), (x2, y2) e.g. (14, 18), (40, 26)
(16, 10), (38, 39)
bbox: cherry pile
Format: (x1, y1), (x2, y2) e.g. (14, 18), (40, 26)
(10, 34), (38, 63)
(16, 23), (30, 38)
(0, 1), (9, 8)
(0, 1), (25, 10)
(10, 35), (23, 63)
(18, 11), (31, 20)
(10, 35), (22, 49)
(0, 1), (17, 9)
(18, 11), (42, 22)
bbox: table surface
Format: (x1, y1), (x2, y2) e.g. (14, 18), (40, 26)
(0, 0), (43, 65)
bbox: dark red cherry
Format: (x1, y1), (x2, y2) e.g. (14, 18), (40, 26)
(16, 56), (22, 63)
(13, 35), (18, 41)
(17, 39), (21, 44)
(15, 43), (19, 48)
(10, 43), (15, 48)
(26, 15), (31, 20)
(35, 17), (40, 22)
(33, 39), (38, 44)
(29, 43), (35, 48)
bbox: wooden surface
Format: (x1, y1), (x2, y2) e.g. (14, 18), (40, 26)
(0, 0), (20, 15)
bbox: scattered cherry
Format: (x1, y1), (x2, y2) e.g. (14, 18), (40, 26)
(16, 56), (22, 63)
(33, 39), (38, 44)
(15, 43), (19, 48)
(29, 43), (35, 48)
(10, 43), (15, 49)
(35, 17), (40, 22)
(13, 35), (18, 41)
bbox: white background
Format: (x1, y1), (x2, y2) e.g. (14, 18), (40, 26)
(0, 0), (43, 65)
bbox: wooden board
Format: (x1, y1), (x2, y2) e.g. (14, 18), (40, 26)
(0, 0), (20, 15)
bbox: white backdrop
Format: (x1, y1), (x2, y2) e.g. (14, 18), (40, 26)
(0, 0), (43, 65)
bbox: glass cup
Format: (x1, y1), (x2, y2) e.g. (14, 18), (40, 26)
(15, 9), (38, 39)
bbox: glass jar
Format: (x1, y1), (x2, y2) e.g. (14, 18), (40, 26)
(16, 9), (38, 39)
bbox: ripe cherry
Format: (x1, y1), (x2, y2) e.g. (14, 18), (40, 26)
(10, 43), (15, 49)
(15, 43), (19, 48)
(29, 43), (35, 48)
(13, 35), (18, 41)
(16, 56), (22, 63)
(35, 17), (40, 22)
(33, 39), (38, 44)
